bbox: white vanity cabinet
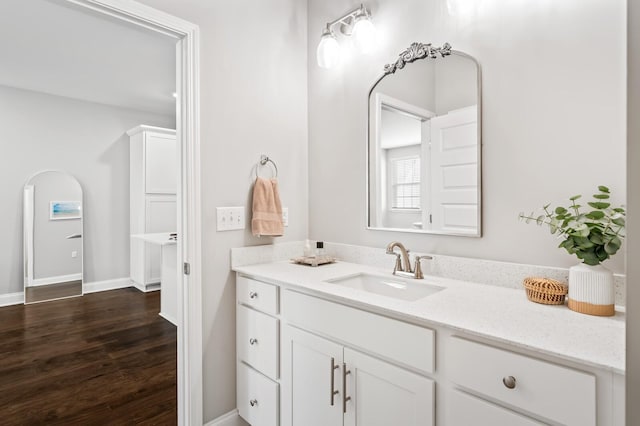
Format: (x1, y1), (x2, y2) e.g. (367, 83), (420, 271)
(235, 271), (624, 426)
(128, 125), (177, 292)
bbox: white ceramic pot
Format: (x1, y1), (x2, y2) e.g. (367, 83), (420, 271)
(567, 263), (615, 316)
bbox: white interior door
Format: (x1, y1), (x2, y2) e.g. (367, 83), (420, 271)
(343, 347), (434, 426)
(429, 105), (478, 234)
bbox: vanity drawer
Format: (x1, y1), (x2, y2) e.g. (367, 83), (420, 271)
(449, 390), (544, 426)
(448, 337), (596, 426)
(283, 290), (434, 374)
(237, 361), (278, 426)
(237, 304), (279, 380)
(237, 275), (279, 315)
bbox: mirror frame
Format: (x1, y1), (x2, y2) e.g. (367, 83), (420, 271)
(23, 169), (84, 304)
(366, 42), (483, 237)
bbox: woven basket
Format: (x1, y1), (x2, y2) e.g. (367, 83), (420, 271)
(523, 277), (568, 305)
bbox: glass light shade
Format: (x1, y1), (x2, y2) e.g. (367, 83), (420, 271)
(317, 33), (340, 68)
(352, 16), (376, 54)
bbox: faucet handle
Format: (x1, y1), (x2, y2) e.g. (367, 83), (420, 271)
(414, 255), (433, 279)
(387, 252), (403, 273)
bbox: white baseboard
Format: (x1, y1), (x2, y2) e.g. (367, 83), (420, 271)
(83, 277), (131, 294)
(30, 273), (82, 287)
(131, 280), (161, 293)
(0, 292), (24, 307)
(205, 409), (246, 426)
(159, 311), (178, 326)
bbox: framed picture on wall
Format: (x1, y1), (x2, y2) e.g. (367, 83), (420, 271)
(50, 201), (82, 220)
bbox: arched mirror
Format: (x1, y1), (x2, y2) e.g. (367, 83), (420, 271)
(368, 43), (482, 236)
(24, 171), (83, 303)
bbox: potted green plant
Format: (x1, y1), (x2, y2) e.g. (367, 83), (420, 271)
(519, 186), (625, 316)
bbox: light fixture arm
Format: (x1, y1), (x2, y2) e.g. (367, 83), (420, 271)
(322, 3), (370, 36)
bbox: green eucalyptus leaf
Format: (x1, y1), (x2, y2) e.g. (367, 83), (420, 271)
(593, 194), (610, 200)
(582, 252), (600, 266)
(596, 246), (609, 261)
(589, 234), (604, 245)
(598, 185), (610, 193)
(536, 215), (545, 225)
(586, 211), (605, 220)
(555, 207), (567, 215)
(605, 242), (619, 255)
(612, 217), (625, 227)
(588, 202), (610, 210)
(569, 195), (582, 201)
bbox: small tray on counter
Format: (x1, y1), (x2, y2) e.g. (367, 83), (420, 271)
(291, 255), (337, 267)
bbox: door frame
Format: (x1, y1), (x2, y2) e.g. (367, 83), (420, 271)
(62, 1), (202, 424)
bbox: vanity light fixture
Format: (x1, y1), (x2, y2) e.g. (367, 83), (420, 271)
(316, 3), (376, 69)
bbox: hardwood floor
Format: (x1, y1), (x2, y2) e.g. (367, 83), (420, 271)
(0, 288), (177, 425)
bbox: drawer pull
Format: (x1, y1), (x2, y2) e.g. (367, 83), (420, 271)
(249, 399), (258, 407)
(343, 363), (351, 413)
(249, 291), (258, 299)
(330, 357), (340, 406)
(249, 338), (258, 345)
(502, 376), (517, 389)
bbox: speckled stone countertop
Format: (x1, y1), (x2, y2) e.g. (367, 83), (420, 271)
(233, 260), (625, 374)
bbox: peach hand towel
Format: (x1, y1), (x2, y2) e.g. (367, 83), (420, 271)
(252, 177), (284, 237)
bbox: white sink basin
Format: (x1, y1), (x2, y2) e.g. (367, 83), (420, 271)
(326, 273), (444, 302)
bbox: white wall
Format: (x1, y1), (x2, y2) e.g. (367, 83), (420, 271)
(0, 84), (175, 295)
(308, 0), (626, 274)
(134, 0), (309, 421)
(627, 0), (638, 421)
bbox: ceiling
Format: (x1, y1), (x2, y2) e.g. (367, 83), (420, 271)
(0, 0), (176, 116)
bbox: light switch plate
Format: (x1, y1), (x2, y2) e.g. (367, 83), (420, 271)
(217, 206), (245, 231)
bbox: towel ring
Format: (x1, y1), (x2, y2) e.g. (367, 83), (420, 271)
(256, 155), (278, 178)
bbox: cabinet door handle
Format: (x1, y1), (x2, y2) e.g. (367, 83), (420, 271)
(249, 338), (258, 345)
(249, 291), (258, 299)
(330, 357), (339, 406)
(343, 363), (351, 413)
(503, 375), (517, 389)
(249, 399), (258, 407)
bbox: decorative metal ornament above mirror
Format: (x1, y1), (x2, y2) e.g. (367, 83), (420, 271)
(368, 43), (482, 236)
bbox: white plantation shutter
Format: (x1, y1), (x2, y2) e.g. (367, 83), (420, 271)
(392, 157), (421, 209)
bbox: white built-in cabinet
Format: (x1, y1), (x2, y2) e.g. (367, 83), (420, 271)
(128, 125), (177, 292)
(236, 273), (624, 426)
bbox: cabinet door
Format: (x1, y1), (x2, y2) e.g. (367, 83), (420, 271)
(144, 195), (176, 283)
(282, 326), (343, 426)
(343, 348), (434, 426)
(145, 133), (177, 194)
